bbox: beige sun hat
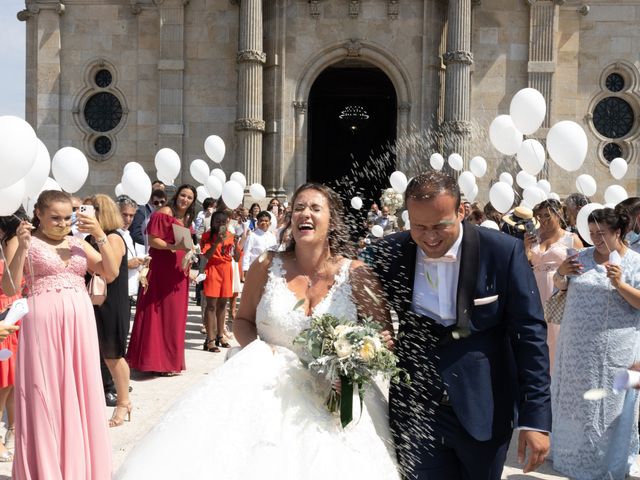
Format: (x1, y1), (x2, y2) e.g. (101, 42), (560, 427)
(502, 206), (540, 231)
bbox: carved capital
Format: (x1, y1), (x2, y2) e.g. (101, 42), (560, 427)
(235, 118), (266, 132)
(388, 0), (399, 19)
(57, 2), (65, 14)
(443, 50), (474, 66)
(345, 39), (362, 57)
(236, 50), (267, 64)
(442, 120), (473, 136)
(554, 0), (565, 5)
(309, 0), (320, 18)
(17, 4), (40, 21)
(293, 101), (308, 114)
(349, 0), (359, 18)
(398, 102), (411, 114)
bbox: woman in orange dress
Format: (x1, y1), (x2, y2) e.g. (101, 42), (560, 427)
(200, 211), (240, 352)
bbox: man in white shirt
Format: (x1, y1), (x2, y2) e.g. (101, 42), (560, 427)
(373, 171), (551, 480)
(242, 211), (276, 274)
(117, 195), (145, 298)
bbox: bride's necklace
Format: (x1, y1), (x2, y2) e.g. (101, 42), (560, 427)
(298, 257), (334, 290)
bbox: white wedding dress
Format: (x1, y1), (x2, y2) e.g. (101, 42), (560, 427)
(116, 257), (400, 479)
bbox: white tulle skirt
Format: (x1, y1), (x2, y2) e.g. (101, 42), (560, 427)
(116, 340), (400, 479)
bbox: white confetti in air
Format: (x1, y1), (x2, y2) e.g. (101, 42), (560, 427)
(583, 388), (607, 401)
(363, 285), (381, 305)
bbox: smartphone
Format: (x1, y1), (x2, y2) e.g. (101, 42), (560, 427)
(79, 205), (95, 217)
(525, 220), (536, 236)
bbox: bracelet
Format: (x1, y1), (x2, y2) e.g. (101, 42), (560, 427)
(95, 236), (108, 247)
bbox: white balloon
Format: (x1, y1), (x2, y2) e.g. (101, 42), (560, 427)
(604, 185), (628, 205)
(350, 197), (363, 210)
(156, 171), (174, 186)
(469, 156), (487, 177)
(458, 171), (476, 196)
(603, 203), (616, 209)
(548, 192), (560, 201)
(221, 181), (244, 209)
(23, 139), (51, 197)
(510, 88), (546, 135)
(547, 120), (588, 172)
(466, 184), (479, 202)
(576, 203), (603, 245)
(480, 220), (500, 230)
(575, 174), (597, 197)
(41, 177), (62, 192)
(204, 135), (226, 163)
(448, 153), (463, 171)
(123, 162), (145, 176)
(205, 175), (223, 199)
(430, 153), (444, 171)
(371, 225), (384, 238)
(0, 179), (26, 216)
(154, 148), (181, 179)
(230, 172), (247, 189)
(0, 116), (38, 189)
(51, 147), (89, 193)
(196, 186), (209, 204)
(516, 139), (545, 175)
(489, 182), (515, 214)
(609, 157), (628, 180)
(389, 171), (408, 193)
(249, 183), (266, 200)
(489, 115), (523, 155)
(122, 170), (152, 205)
(523, 187), (547, 207)
(516, 170), (537, 190)
(115, 183), (124, 197)
(499, 172), (514, 186)
(190, 159), (210, 184)
(211, 168), (226, 185)
(23, 177), (61, 215)
(537, 179), (551, 194)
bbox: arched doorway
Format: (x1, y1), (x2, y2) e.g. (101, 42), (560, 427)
(307, 62), (397, 213)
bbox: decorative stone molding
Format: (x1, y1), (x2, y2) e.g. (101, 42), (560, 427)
(443, 50), (474, 66)
(388, 0), (399, 19)
(293, 101), (308, 114)
(349, 0), (359, 18)
(442, 120), (473, 135)
(236, 49), (267, 64)
(345, 39), (362, 57)
(17, 5), (39, 21)
(235, 118), (266, 132)
(309, 0), (320, 18)
(398, 102), (411, 113)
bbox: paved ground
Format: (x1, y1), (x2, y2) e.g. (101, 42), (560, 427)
(0, 297), (636, 479)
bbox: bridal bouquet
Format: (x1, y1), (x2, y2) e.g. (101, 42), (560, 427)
(293, 314), (408, 428)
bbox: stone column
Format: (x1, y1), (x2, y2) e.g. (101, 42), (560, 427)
(157, 0), (187, 180)
(442, 0), (473, 161)
(293, 101), (307, 189)
(236, 0), (266, 186)
(18, 2), (64, 150)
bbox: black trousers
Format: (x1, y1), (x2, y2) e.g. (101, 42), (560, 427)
(397, 404), (512, 480)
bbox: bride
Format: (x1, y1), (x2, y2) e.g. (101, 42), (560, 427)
(116, 183), (400, 479)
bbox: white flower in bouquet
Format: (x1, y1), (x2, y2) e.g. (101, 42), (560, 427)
(380, 188), (404, 214)
(359, 336), (381, 361)
(334, 337), (353, 358)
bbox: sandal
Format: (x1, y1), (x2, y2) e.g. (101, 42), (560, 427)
(4, 427), (14, 451)
(215, 335), (231, 348)
(203, 338), (220, 353)
(109, 402), (132, 428)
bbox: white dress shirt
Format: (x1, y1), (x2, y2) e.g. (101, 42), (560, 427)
(411, 228), (463, 326)
(118, 228), (141, 297)
(242, 229), (277, 272)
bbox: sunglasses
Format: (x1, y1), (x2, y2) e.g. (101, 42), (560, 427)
(153, 200), (166, 206)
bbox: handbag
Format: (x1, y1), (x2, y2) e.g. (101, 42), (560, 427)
(544, 289), (567, 325)
(88, 274), (107, 306)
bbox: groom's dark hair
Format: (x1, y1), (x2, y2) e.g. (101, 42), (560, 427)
(405, 171), (461, 208)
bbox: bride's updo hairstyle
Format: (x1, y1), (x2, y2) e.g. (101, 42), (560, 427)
(32, 190), (72, 230)
(281, 183), (354, 258)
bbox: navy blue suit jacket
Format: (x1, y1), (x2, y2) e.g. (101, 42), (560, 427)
(373, 222), (552, 442)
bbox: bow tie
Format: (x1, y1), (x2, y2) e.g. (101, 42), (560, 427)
(423, 254), (457, 264)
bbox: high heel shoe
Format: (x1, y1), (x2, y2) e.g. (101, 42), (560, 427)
(203, 338), (220, 352)
(4, 427), (14, 451)
(215, 335), (231, 348)
(109, 402), (132, 428)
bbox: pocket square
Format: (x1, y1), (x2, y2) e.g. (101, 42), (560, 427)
(473, 295), (499, 306)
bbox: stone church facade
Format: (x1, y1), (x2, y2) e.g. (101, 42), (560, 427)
(17, 0), (640, 201)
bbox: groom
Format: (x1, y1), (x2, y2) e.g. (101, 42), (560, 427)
(373, 171), (551, 479)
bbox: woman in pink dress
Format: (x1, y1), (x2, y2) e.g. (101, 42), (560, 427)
(126, 185), (196, 375)
(524, 199), (583, 373)
(2, 190), (120, 480)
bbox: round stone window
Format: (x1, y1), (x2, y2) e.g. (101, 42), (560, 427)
(83, 92), (123, 133)
(605, 73), (625, 93)
(94, 136), (112, 155)
(592, 96), (634, 139)
(602, 142), (623, 163)
(95, 69), (113, 88)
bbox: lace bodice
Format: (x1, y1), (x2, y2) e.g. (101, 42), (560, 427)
(26, 236), (88, 296)
(256, 256), (357, 352)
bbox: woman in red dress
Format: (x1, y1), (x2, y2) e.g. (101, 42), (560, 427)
(200, 211), (240, 352)
(126, 185), (196, 375)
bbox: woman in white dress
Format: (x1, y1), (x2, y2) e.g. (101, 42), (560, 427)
(116, 183), (400, 480)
